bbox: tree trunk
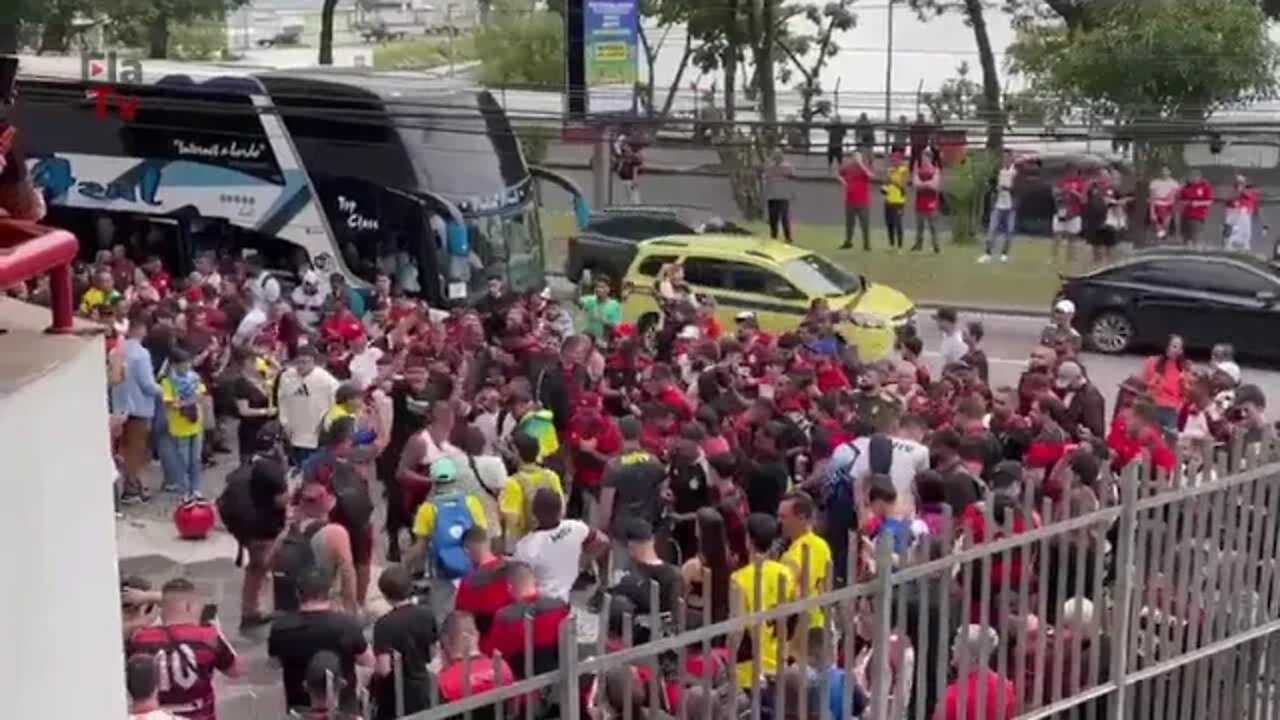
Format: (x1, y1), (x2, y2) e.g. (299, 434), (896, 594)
(319, 0), (339, 66)
(757, 0), (777, 127)
(658, 35), (694, 119)
(637, 25), (657, 116)
(723, 0), (739, 124)
(0, 20), (17, 54)
(964, 0), (1003, 151)
(39, 10), (74, 54)
(147, 15), (170, 59)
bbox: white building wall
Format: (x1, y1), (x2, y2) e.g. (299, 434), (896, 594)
(0, 334), (124, 718)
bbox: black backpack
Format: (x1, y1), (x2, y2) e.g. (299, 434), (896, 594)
(271, 521), (325, 613)
(216, 465), (259, 545)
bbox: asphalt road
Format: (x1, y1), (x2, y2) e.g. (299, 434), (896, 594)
(118, 311), (1280, 720)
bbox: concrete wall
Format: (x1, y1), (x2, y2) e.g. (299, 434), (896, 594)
(0, 319), (124, 719)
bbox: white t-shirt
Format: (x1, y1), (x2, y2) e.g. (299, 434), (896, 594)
(514, 519), (591, 602)
(940, 330), (970, 367)
(1149, 177), (1180, 204)
(995, 166), (1016, 210)
(847, 435), (930, 511)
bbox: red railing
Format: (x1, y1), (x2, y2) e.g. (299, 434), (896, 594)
(0, 220), (80, 334)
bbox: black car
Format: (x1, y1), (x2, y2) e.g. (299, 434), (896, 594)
(1011, 152), (1133, 236)
(1058, 249), (1280, 357)
(563, 205), (751, 287)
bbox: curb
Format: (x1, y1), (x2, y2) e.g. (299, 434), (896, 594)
(916, 302), (1047, 319)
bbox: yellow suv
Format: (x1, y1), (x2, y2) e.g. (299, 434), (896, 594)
(619, 234), (916, 361)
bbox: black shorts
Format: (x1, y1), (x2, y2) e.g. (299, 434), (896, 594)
(1087, 226), (1117, 248)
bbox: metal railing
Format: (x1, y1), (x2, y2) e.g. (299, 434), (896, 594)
(339, 436), (1280, 720)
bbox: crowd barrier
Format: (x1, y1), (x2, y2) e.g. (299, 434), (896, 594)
(315, 436), (1280, 720)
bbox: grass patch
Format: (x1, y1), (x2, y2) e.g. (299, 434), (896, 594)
(540, 213), (1088, 309)
(372, 36), (475, 70)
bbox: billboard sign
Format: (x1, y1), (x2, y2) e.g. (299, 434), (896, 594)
(584, 0), (638, 115)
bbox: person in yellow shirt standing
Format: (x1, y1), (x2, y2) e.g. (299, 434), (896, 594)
(159, 349), (208, 501)
(779, 491), (832, 630)
(499, 431), (565, 551)
(731, 513), (795, 691)
(404, 457), (488, 615)
(882, 152), (910, 251)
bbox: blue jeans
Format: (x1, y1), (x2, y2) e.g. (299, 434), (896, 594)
(986, 207), (1016, 255)
(164, 434), (204, 496)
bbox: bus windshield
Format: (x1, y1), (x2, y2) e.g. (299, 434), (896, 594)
(466, 202), (544, 293)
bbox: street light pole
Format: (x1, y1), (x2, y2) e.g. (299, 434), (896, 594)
(884, 0), (894, 133)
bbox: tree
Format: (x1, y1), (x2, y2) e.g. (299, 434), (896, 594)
(1010, 0), (1277, 238)
(908, 0), (1004, 150)
(921, 61), (979, 122)
(102, 0), (242, 59)
(775, 0), (856, 131)
(474, 7), (564, 87)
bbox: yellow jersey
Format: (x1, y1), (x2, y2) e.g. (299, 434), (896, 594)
(782, 531), (833, 629)
(160, 377), (207, 439)
(413, 494), (488, 537)
(884, 165), (909, 206)
(731, 559), (794, 688)
(322, 404), (354, 431)
(498, 464), (564, 541)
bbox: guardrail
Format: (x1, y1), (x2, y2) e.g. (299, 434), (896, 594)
(315, 436), (1280, 720)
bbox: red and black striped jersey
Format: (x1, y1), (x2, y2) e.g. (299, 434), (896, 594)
(127, 623), (236, 720)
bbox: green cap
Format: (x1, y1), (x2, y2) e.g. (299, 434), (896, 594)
(430, 456), (460, 484)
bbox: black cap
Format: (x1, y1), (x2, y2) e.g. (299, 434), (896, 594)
(989, 460), (1023, 491)
(623, 517), (654, 542)
(934, 307), (958, 323)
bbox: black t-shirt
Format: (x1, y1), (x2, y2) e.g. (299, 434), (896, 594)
(371, 603), (438, 720)
(744, 456), (789, 516)
(603, 451), (666, 537)
(610, 560), (683, 615)
(234, 376), (272, 457)
(144, 327), (176, 374)
(268, 609), (368, 711)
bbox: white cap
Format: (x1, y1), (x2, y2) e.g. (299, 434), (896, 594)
(678, 325), (701, 340)
(1054, 299), (1076, 315)
(735, 310), (757, 322)
(1213, 360), (1242, 384)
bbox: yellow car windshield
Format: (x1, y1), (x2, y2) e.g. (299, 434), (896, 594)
(781, 254), (864, 297)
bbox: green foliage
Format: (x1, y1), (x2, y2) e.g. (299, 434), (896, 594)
(167, 22), (228, 60)
(515, 125), (553, 165)
(776, 1), (856, 122)
(474, 9), (564, 87)
(922, 62), (979, 122)
(372, 36), (472, 70)
(100, 0), (244, 58)
(943, 151), (997, 245)
(1009, 0), (1279, 123)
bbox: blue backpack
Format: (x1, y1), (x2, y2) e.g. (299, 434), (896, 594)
(431, 495), (476, 580)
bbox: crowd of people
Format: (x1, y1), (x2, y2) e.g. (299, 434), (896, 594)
(82, 232), (1278, 720)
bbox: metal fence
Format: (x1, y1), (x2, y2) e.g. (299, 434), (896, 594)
(357, 437), (1280, 720)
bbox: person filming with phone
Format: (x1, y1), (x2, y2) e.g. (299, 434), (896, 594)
(0, 56), (45, 222)
(124, 578), (240, 720)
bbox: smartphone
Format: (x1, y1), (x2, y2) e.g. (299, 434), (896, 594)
(200, 603), (218, 625)
(0, 56), (17, 106)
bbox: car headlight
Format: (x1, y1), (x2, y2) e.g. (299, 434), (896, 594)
(848, 312), (887, 329)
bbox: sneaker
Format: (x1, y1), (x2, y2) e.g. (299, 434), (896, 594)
(1000, 254), (1009, 263)
(119, 493), (144, 506)
(977, 254), (992, 263)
